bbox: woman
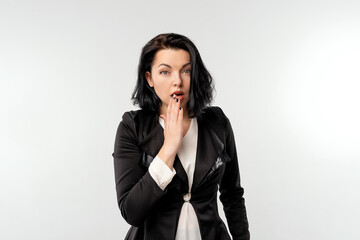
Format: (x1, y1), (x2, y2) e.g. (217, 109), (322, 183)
(113, 33), (250, 240)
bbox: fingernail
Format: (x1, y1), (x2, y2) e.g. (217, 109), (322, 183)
(176, 98), (179, 102)
(179, 107), (182, 110)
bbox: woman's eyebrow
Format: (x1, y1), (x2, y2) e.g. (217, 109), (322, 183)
(157, 63), (172, 69)
(157, 63), (191, 69)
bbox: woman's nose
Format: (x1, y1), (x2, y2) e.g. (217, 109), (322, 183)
(173, 73), (182, 86)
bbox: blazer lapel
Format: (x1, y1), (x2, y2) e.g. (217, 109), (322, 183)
(138, 114), (188, 187)
(173, 155), (189, 190)
(138, 122), (164, 157)
(191, 118), (224, 192)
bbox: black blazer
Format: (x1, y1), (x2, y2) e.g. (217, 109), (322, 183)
(113, 106), (250, 240)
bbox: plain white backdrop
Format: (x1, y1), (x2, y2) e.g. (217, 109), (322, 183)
(1, 0), (360, 239)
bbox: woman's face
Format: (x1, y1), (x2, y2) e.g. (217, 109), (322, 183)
(145, 48), (191, 116)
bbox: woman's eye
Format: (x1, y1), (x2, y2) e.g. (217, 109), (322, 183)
(160, 71), (169, 75)
(183, 69), (191, 74)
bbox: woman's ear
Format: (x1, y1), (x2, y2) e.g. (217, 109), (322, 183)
(145, 71), (154, 87)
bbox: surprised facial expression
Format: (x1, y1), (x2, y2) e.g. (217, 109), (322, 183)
(145, 49), (191, 116)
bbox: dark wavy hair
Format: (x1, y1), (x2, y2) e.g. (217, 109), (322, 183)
(131, 33), (214, 118)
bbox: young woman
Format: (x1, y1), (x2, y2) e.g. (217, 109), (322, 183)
(113, 33), (250, 240)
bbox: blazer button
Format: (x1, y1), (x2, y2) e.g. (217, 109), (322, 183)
(183, 192), (191, 202)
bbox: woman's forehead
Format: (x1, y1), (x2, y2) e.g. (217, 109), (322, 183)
(152, 49), (190, 68)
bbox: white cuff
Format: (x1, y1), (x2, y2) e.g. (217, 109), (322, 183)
(149, 156), (176, 190)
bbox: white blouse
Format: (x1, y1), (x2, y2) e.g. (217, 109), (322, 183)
(148, 117), (202, 240)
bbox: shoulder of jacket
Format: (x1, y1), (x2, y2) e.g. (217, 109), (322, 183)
(122, 109), (141, 120)
(121, 109), (149, 124)
(120, 109), (144, 135)
(202, 106), (227, 122)
(121, 109), (158, 139)
(201, 106), (230, 134)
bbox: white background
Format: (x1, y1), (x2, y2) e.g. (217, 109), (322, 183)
(1, 0), (360, 239)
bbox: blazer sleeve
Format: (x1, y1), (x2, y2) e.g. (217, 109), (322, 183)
(113, 112), (167, 227)
(219, 113), (250, 240)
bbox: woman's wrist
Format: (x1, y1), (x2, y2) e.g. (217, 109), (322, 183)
(158, 145), (176, 170)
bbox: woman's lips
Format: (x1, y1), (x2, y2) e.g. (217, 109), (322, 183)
(171, 91), (185, 101)
(172, 90), (184, 95)
(176, 94), (184, 100)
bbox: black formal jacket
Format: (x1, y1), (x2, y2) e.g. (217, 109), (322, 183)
(113, 106), (250, 240)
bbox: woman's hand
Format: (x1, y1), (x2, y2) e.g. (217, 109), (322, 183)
(158, 95), (183, 170)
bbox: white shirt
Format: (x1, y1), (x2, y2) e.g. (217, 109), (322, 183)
(148, 117), (202, 240)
